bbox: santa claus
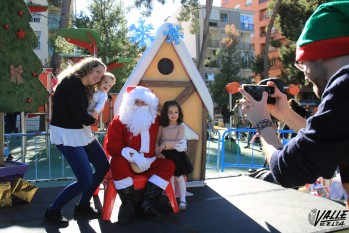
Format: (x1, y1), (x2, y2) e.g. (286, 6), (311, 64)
(106, 86), (175, 224)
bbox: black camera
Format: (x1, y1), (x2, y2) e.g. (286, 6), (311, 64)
(242, 84), (276, 104)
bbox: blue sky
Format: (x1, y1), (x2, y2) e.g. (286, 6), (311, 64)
(75, 0), (221, 30)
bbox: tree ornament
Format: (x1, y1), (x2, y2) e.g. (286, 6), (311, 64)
(18, 10), (23, 16)
(4, 24), (9, 29)
(27, 98), (32, 103)
(32, 71), (37, 77)
(10, 64), (24, 84)
(16, 28), (26, 39)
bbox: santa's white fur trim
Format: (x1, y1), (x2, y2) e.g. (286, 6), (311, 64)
(123, 86), (158, 111)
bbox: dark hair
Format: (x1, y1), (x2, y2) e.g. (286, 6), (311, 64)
(160, 100), (184, 127)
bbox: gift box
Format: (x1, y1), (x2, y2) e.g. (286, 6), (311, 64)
(11, 177), (38, 203)
(0, 182), (12, 207)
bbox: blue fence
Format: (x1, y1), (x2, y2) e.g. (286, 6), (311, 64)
(4, 128), (294, 182)
(4, 131), (106, 183)
(206, 128), (294, 172)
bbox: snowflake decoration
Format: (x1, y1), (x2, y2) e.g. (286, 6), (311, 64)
(163, 24), (184, 45)
(128, 19), (154, 48)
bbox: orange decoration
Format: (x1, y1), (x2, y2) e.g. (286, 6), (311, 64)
(225, 82), (241, 94)
(287, 84), (300, 96)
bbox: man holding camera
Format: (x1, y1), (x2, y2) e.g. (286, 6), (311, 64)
(239, 1), (349, 208)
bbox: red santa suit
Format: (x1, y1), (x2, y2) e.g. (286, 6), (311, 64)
(106, 86), (175, 190)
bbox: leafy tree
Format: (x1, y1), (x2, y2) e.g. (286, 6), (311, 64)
(271, 0), (333, 85)
(73, 0), (143, 92)
(211, 25), (242, 109)
(275, 0), (329, 41)
(252, 54), (270, 80)
(134, 0), (214, 79)
(49, 0), (72, 76)
(278, 42), (303, 85)
(0, 0), (49, 166)
(263, 0), (283, 79)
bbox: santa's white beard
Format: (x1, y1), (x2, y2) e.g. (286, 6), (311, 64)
(120, 105), (155, 136)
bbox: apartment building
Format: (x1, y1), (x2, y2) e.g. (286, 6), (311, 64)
(25, 0), (49, 67)
(26, 0), (74, 67)
(222, 0), (287, 80)
(168, 5), (255, 88)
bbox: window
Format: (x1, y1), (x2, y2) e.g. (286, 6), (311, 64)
(48, 12), (60, 30)
(260, 10), (270, 20)
(260, 26), (266, 37)
(209, 22), (218, 27)
(34, 31), (41, 49)
(220, 13), (228, 22)
(32, 13), (41, 23)
(240, 15), (254, 31)
(259, 0), (268, 4)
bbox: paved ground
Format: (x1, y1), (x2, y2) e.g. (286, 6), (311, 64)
(1, 176), (349, 233)
(3, 128), (349, 232)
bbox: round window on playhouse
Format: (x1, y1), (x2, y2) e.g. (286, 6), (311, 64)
(158, 58), (174, 75)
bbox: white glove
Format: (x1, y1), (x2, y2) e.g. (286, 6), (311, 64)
(174, 139), (187, 152)
(132, 152), (150, 172)
(121, 147), (139, 162)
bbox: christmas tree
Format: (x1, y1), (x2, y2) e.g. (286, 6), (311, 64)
(0, 0), (49, 113)
(0, 0), (49, 167)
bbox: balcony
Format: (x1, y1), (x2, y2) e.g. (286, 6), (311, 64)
(240, 23), (254, 31)
(205, 59), (220, 69)
(239, 42), (253, 50)
(260, 14), (269, 21)
(207, 40), (220, 48)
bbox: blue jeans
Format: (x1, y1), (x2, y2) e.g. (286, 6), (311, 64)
(50, 139), (109, 210)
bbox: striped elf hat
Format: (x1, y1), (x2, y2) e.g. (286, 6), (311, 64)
(296, 1), (349, 61)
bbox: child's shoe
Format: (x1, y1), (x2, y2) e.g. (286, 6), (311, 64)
(179, 201), (187, 211)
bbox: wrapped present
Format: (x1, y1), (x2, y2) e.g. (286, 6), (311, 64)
(0, 182), (12, 207)
(11, 177), (38, 203)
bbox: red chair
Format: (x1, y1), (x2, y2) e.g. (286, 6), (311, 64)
(96, 135), (179, 221)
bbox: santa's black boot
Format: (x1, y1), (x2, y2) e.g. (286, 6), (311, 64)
(139, 182), (165, 222)
(117, 185), (135, 224)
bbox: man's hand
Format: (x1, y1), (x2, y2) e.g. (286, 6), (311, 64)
(121, 147), (138, 162)
(174, 139), (187, 152)
(132, 153), (150, 172)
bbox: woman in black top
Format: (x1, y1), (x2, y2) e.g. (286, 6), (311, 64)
(45, 57), (109, 226)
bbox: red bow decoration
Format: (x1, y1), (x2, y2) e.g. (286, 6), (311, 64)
(10, 64), (24, 84)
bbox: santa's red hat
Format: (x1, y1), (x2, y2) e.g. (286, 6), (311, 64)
(124, 86), (158, 109)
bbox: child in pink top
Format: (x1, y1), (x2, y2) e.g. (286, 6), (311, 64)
(156, 100), (193, 210)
